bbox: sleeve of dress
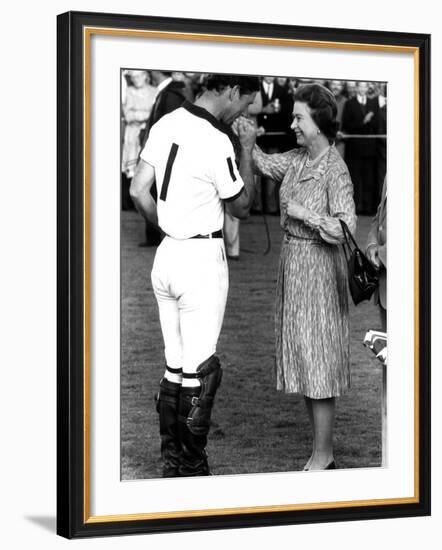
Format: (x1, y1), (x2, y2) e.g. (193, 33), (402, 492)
(304, 169), (357, 245)
(252, 145), (295, 183)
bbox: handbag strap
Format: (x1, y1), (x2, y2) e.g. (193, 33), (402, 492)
(339, 219), (359, 248)
(339, 219), (352, 262)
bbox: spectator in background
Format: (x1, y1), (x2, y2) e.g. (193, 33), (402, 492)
(121, 70), (157, 209)
(376, 83), (387, 191)
(121, 69), (129, 104)
(256, 76), (294, 214)
(141, 70), (187, 147)
(342, 81), (380, 214)
(287, 77), (298, 97)
(183, 72), (206, 102)
(328, 80), (347, 158)
(367, 82), (378, 100)
(366, 177), (387, 330)
(276, 76), (289, 87)
(171, 72), (204, 102)
(345, 81), (357, 99)
(138, 70), (187, 246)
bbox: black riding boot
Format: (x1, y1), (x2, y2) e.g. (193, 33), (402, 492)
(156, 378), (182, 478)
(178, 388), (210, 476)
(178, 355), (223, 476)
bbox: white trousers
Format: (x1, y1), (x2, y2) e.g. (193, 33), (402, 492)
(151, 236), (229, 375)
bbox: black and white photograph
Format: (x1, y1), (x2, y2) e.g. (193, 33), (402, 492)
(120, 69), (388, 480)
(55, 11), (430, 538)
(2, 0), (438, 546)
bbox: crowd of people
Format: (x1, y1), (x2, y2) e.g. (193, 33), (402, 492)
(121, 70), (386, 218)
(126, 72), (387, 477)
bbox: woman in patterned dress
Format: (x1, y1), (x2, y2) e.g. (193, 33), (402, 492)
(122, 70), (157, 178)
(252, 84), (357, 470)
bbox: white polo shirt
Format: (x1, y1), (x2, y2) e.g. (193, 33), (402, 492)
(140, 101), (245, 239)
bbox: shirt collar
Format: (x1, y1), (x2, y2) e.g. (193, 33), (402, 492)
(299, 146), (333, 180)
(157, 76), (173, 93)
(182, 100), (229, 135)
(357, 94), (367, 105)
(263, 81), (273, 96)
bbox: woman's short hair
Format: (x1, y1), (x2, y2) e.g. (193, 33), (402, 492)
(294, 83), (339, 143)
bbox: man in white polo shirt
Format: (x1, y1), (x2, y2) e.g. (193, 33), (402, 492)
(130, 74), (259, 477)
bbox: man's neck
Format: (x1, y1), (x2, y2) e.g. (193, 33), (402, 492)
(194, 94), (224, 121)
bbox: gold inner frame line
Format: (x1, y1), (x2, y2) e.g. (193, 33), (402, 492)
(82, 26), (420, 524)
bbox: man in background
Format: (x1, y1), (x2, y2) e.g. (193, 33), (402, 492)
(138, 70), (187, 246)
(329, 80), (347, 158)
(366, 177), (387, 330)
(342, 81), (380, 214)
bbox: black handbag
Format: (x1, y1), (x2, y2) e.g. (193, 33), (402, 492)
(339, 219), (379, 305)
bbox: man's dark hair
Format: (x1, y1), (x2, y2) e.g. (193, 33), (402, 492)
(205, 74), (260, 96)
(294, 83), (339, 143)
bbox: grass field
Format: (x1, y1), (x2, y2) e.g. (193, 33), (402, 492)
(121, 212), (383, 479)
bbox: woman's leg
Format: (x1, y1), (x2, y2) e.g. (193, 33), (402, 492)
(303, 396), (315, 470)
(308, 397), (336, 470)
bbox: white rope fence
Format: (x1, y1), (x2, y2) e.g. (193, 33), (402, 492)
(264, 131), (386, 139)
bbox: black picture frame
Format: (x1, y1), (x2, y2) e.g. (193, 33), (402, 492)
(57, 10), (431, 539)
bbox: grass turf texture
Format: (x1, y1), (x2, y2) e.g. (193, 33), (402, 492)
(121, 212), (382, 479)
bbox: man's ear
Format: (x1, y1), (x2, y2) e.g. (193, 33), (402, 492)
(229, 85), (240, 101)
(217, 85), (231, 100)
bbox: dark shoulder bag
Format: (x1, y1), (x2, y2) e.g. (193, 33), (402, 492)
(339, 219), (379, 305)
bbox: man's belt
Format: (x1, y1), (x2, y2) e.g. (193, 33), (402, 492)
(190, 230), (223, 239)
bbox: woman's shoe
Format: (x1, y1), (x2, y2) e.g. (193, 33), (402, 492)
(325, 460), (336, 470)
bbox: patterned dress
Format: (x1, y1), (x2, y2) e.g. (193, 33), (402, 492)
(254, 145), (357, 398)
(122, 84), (157, 177)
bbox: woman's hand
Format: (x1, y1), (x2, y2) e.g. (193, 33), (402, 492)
(286, 199), (309, 221)
(366, 244), (381, 269)
(236, 118), (257, 152)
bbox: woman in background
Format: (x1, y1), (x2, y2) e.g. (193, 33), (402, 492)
(122, 70), (157, 179)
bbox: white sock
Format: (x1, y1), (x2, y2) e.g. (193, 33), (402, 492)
(164, 368), (182, 385)
(181, 376), (201, 388)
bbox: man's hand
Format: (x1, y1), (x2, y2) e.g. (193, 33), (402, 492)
(363, 111), (375, 124)
(366, 244), (381, 269)
(261, 103), (276, 114)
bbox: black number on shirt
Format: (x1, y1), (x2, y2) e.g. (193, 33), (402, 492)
(226, 156), (237, 182)
(160, 143), (179, 201)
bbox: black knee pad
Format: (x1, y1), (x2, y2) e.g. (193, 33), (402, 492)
(186, 355), (223, 436)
